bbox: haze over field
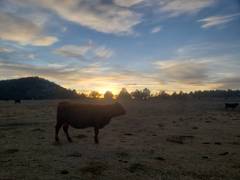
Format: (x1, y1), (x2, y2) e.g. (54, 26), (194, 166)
(0, 0), (240, 94)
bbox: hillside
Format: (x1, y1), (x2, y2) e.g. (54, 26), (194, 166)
(0, 77), (79, 100)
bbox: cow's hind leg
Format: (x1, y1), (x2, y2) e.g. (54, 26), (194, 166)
(63, 123), (72, 142)
(55, 122), (63, 142)
(94, 127), (99, 144)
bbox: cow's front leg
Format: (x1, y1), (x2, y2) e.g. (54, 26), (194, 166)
(63, 123), (72, 142)
(55, 122), (63, 142)
(94, 127), (99, 144)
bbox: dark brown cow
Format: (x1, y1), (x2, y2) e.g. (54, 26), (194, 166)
(14, 99), (21, 104)
(55, 102), (126, 144)
(225, 103), (239, 110)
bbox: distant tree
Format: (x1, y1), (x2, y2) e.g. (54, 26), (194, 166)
(72, 89), (77, 94)
(172, 91), (177, 97)
(89, 91), (101, 99)
(131, 89), (143, 100)
(78, 93), (87, 99)
(142, 88), (151, 100)
(130, 88), (151, 100)
(104, 91), (114, 100)
(178, 91), (184, 96)
(148, 89), (240, 99)
(189, 91), (194, 98)
(117, 88), (132, 100)
(158, 90), (169, 98)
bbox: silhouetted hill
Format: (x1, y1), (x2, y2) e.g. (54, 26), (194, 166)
(0, 77), (79, 100)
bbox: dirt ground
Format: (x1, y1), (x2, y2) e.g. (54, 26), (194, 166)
(0, 99), (240, 180)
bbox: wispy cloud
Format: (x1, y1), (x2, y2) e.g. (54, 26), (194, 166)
(114, 0), (144, 7)
(198, 13), (240, 28)
(0, 60), (77, 80)
(153, 51), (240, 90)
(216, 77), (240, 90)
(155, 0), (216, 17)
(1, 0), (218, 37)
(94, 46), (114, 59)
(55, 42), (114, 60)
(176, 42), (240, 57)
(0, 60), (157, 93)
(0, 12), (58, 46)
(10, 0), (142, 35)
(154, 59), (210, 84)
(56, 44), (93, 58)
(0, 47), (14, 53)
(151, 26), (162, 33)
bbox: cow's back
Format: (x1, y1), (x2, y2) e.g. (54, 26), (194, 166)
(57, 102), (111, 128)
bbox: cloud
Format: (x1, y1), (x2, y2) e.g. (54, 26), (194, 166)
(0, 60), (157, 94)
(154, 59), (210, 84)
(11, 0), (141, 35)
(94, 46), (113, 59)
(198, 13), (240, 28)
(61, 27), (67, 32)
(0, 60), (77, 80)
(56, 42), (114, 60)
(216, 77), (240, 89)
(2, 0), (217, 37)
(27, 53), (35, 59)
(0, 12), (58, 46)
(153, 46), (240, 91)
(0, 47), (14, 53)
(31, 36), (58, 46)
(2, 54), (239, 93)
(56, 44), (92, 58)
(176, 42), (240, 58)
(155, 0), (216, 16)
(151, 26), (162, 33)
(114, 0), (144, 7)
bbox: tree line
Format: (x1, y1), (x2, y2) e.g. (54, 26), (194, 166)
(0, 77), (239, 100)
(80, 88), (240, 100)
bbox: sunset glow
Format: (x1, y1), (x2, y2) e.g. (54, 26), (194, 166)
(0, 0), (239, 94)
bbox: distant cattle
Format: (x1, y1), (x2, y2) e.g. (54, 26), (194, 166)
(225, 103), (239, 110)
(14, 99), (21, 104)
(55, 102), (126, 144)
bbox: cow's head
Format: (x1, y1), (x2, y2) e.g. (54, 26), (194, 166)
(112, 102), (126, 117)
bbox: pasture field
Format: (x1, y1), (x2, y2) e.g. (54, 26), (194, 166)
(0, 99), (240, 180)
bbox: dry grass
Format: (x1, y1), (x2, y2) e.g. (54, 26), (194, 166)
(0, 99), (240, 179)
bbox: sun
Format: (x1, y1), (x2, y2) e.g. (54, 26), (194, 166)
(96, 85), (119, 95)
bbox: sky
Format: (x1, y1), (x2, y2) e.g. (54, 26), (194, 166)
(0, 0), (240, 94)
